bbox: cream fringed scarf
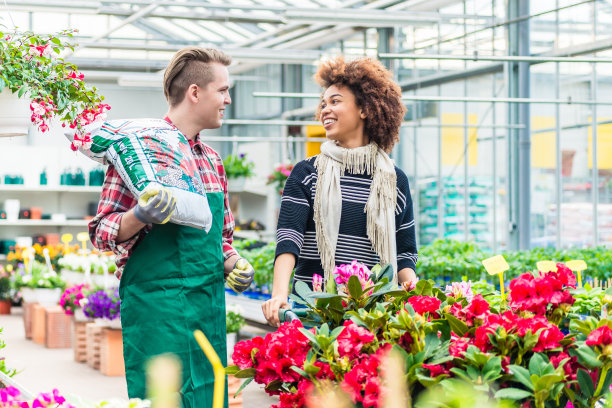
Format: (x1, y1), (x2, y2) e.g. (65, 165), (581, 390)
(313, 141), (398, 289)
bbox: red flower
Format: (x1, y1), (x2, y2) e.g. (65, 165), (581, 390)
(551, 263), (577, 288)
(406, 296), (441, 317)
(313, 361), (336, 380)
(550, 351), (578, 381)
(449, 335), (471, 358)
(422, 363), (451, 378)
(273, 380), (311, 408)
(398, 332), (413, 353)
(337, 321), (375, 358)
(586, 326), (612, 347)
(232, 337), (264, 369)
(341, 355), (382, 408)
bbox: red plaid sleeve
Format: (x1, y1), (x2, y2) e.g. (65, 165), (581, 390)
(88, 166), (150, 274)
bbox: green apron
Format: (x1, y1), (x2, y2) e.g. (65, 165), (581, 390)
(120, 181), (228, 407)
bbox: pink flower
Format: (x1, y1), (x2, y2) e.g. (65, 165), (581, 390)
(334, 261), (372, 286)
(586, 326), (612, 347)
(312, 274), (323, 292)
(445, 281), (474, 301)
(30, 102), (45, 116)
(337, 321), (375, 358)
(422, 363), (451, 378)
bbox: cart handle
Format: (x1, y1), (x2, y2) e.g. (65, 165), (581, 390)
(279, 308), (307, 323)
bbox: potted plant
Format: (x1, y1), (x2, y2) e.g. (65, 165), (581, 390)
(59, 283), (91, 321)
(0, 266), (12, 314)
(0, 28), (109, 144)
(13, 261), (66, 305)
(82, 287), (121, 328)
(226, 303), (246, 362)
(266, 162), (294, 196)
(223, 153), (255, 192)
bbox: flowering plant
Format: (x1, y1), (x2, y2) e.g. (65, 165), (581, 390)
(223, 153), (255, 179)
(226, 303), (246, 333)
(266, 163), (294, 195)
(0, 265), (11, 300)
(59, 283), (91, 315)
(0, 29), (110, 148)
(13, 261), (65, 290)
(0, 386), (74, 408)
(82, 287), (120, 320)
(228, 261), (612, 408)
(7, 243), (72, 271)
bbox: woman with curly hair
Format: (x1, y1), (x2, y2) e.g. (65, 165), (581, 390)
(262, 56), (418, 326)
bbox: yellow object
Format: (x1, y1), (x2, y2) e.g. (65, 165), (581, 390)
(531, 116), (556, 169)
(306, 125), (325, 158)
(566, 260), (587, 288)
(441, 113), (478, 166)
(138, 186), (161, 207)
(482, 255), (510, 276)
(193, 330), (225, 408)
(61, 233), (73, 253)
(588, 118), (612, 169)
(482, 255), (509, 302)
(147, 354), (182, 408)
(76, 232), (89, 253)
(536, 261), (557, 273)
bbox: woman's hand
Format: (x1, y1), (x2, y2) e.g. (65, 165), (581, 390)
(262, 296), (289, 327)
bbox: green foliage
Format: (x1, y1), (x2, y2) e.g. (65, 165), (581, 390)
(0, 327), (17, 377)
(223, 154), (255, 179)
(233, 240), (276, 291)
(226, 309), (246, 333)
(12, 261), (65, 290)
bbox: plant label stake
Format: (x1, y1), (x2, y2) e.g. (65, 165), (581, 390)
(61, 233), (73, 254)
(482, 255), (510, 301)
(536, 261), (557, 273)
(42, 247), (54, 274)
(76, 232), (89, 254)
(565, 260), (587, 288)
(22, 246), (35, 276)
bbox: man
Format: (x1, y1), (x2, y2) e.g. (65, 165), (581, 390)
(89, 47), (254, 407)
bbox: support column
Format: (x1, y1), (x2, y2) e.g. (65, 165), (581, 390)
(507, 0), (531, 250)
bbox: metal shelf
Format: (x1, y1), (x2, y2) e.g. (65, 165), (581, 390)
(0, 220), (90, 227)
(0, 185), (102, 193)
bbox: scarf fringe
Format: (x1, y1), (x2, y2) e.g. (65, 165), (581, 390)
(313, 156), (336, 286)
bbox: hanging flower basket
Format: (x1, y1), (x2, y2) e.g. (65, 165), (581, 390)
(0, 29), (110, 143)
(0, 88), (30, 137)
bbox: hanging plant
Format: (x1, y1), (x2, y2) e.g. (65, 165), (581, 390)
(0, 28), (110, 148)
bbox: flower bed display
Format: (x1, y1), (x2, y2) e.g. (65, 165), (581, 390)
(228, 261), (612, 408)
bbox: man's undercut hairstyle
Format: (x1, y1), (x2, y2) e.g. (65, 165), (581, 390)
(163, 47), (231, 107)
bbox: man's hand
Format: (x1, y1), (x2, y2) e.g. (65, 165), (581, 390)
(262, 296), (289, 327)
(226, 258), (254, 293)
(133, 187), (177, 224)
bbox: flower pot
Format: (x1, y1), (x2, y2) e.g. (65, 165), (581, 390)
(0, 299), (11, 315)
(33, 288), (62, 306)
(227, 332), (238, 362)
(74, 308), (90, 322)
(0, 88), (31, 137)
(227, 177), (246, 192)
(21, 287), (37, 303)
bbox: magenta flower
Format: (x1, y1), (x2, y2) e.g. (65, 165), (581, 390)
(312, 274), (323, 292)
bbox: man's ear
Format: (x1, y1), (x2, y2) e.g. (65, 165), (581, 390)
(186, 84), (199, 103)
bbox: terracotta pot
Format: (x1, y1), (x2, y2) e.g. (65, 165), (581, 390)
(0, 299), (11, 315)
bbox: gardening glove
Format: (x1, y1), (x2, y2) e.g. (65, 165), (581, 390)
(133, 186), (177, 224)
(227, 258), (255, 293)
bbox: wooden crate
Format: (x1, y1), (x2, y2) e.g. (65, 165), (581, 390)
(85, 323), (103, 370)
(73, 320), (88, 363)
(100, 328), (125, 376)
(45, 306), (72, 349)
(23, 302), (37, 339)
(31, 304), (46, 345)
(227, 375), (243, 408)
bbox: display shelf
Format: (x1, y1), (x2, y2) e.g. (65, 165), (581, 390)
(0, 219), (90, 227)
(0, 185), (102, 193)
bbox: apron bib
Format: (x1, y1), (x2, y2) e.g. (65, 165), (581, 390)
(120, 188), (227, 408)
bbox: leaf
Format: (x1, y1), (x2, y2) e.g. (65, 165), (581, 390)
(577, 369), (595, 398)
(17, 85), (27, 98)
(294, 281), (315, 307)
(347, 275), (363, 299)
(573, 345), (603, 368)
(376, 264), (394, 283)
(298, 328), (317, 345)
(234, 367), (256, 378)
(508, 365), (534, 391)
(494, 388), (532, 400)
(444, 313), (469, 337)
(225, 365), (240, 375)
(232, 377), (253, 398)
(423, 332), (441, 358)
(290, 365), (308, 378)
(528, 353), (546, 377)
(535, 373), (564, 390)
(414, 279), (434, 296)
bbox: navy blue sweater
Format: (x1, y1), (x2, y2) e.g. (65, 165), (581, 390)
(275, 156), (418, 289)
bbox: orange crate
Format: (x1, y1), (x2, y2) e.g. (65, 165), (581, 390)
(100, 328), (125, 376)
(45, 306), (72, 349)
(23, 302), (37, 339)
(73, 320), (88, 363)
(85, 323), (103, 370)
(32, 304), (46, 345)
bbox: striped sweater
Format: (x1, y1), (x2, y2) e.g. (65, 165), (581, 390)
(276, 156), (418, 290)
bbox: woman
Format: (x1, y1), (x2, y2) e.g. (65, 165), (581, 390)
(262, 56), (418, 326)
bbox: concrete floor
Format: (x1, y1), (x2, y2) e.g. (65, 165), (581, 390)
(0, 308), (277, 407)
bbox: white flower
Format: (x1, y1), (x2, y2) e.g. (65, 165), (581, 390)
(226, 303), (243, 315)
(22, 275), (31, 283)
(30, 102), (45, 116)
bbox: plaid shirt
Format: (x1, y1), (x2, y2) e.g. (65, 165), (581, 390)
(89, 125), (238, 279)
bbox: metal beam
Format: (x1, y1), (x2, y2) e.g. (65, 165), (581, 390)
(380, 53), (612, 63)
(97, 6), (286, 24)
